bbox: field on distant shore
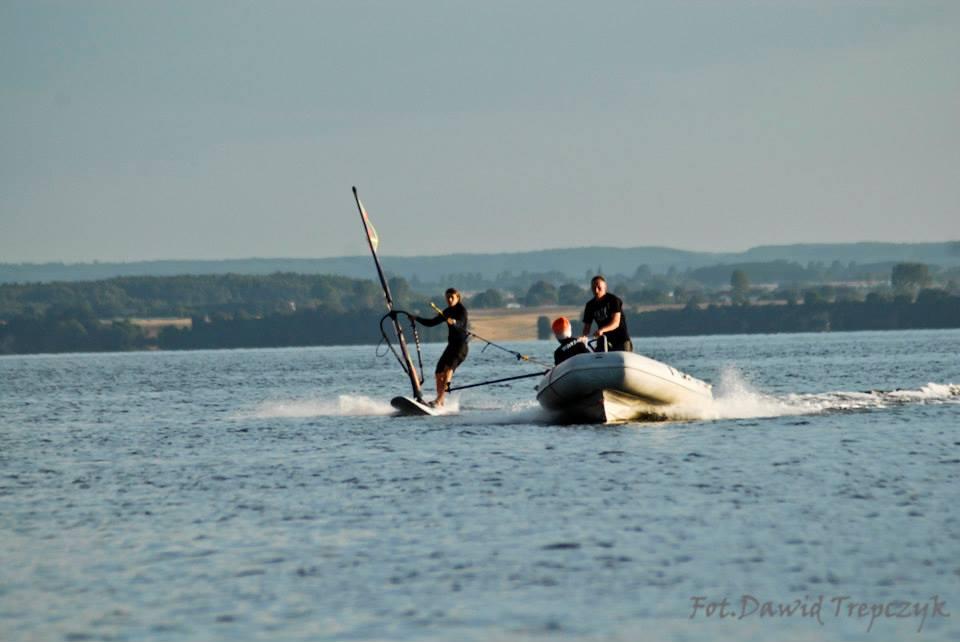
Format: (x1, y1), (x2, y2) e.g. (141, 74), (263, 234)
(469, 304), (688, 341)
(468, 306), (581, 341)
(125, 306), (688, 343)
(123, 309), (584, 343)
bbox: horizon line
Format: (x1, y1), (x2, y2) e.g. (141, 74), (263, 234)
(3, 240), (958, 267)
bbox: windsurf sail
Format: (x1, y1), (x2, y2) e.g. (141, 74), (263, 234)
(357, 192), (379, 252)
(352, 187), (426, 402)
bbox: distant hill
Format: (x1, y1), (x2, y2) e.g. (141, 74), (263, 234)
(3, 242), (958, 285)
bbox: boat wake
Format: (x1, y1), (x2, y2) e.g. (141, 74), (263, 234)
(456, 399), (551, 425)
(240, 395), (464, 419)
(238, 372), (958, 425)
(241, 395), (396, 419)
(665, 368), (960, 422)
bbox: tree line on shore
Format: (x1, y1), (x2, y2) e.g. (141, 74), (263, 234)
(628, 293), (960, 337)
(5, 293), (958, 355)
(5, 260), (959, 316)
(0, 273), (429, 319)
(0, 305), (147, 354)
(1, 264), (959, 355)
(0, 273), (449, 355)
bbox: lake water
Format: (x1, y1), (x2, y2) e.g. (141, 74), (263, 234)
(1, 330), (958, 642)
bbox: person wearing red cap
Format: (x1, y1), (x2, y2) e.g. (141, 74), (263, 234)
(552, 316), (590, 365)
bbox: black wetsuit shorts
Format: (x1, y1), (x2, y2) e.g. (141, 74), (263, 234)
(436, 343), (468, 374)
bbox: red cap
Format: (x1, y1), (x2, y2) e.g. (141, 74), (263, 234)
(551, 317), (571, 335)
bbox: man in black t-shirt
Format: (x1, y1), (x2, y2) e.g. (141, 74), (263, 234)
(581, 275), (633, 352)
(415, 288), (468, 407)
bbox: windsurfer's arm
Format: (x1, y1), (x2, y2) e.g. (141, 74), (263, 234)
(416, 314), (445, 327)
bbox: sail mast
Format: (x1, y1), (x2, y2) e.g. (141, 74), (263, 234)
(352, 187), (425, 401)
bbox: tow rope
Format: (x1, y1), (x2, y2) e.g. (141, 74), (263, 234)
(429, 301), (553, 369)
(446, 370), (549, 392)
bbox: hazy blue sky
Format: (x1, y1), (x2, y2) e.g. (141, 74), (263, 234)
(2, 1), (957, 262)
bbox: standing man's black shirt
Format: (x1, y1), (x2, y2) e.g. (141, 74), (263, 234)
(582, 293), (631, 351)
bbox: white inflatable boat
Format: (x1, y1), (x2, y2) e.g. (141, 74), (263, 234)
(536, 351), (713, 423)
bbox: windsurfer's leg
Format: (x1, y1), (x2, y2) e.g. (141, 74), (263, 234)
(434, 368), (452, 406)
(432, 344), (466, 407)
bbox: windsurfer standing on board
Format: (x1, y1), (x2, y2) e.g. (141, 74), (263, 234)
(415, 288), (469, 407)
(581, 275), (633, 352)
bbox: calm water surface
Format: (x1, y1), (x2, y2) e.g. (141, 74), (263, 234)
(1, 330), (958, 641)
